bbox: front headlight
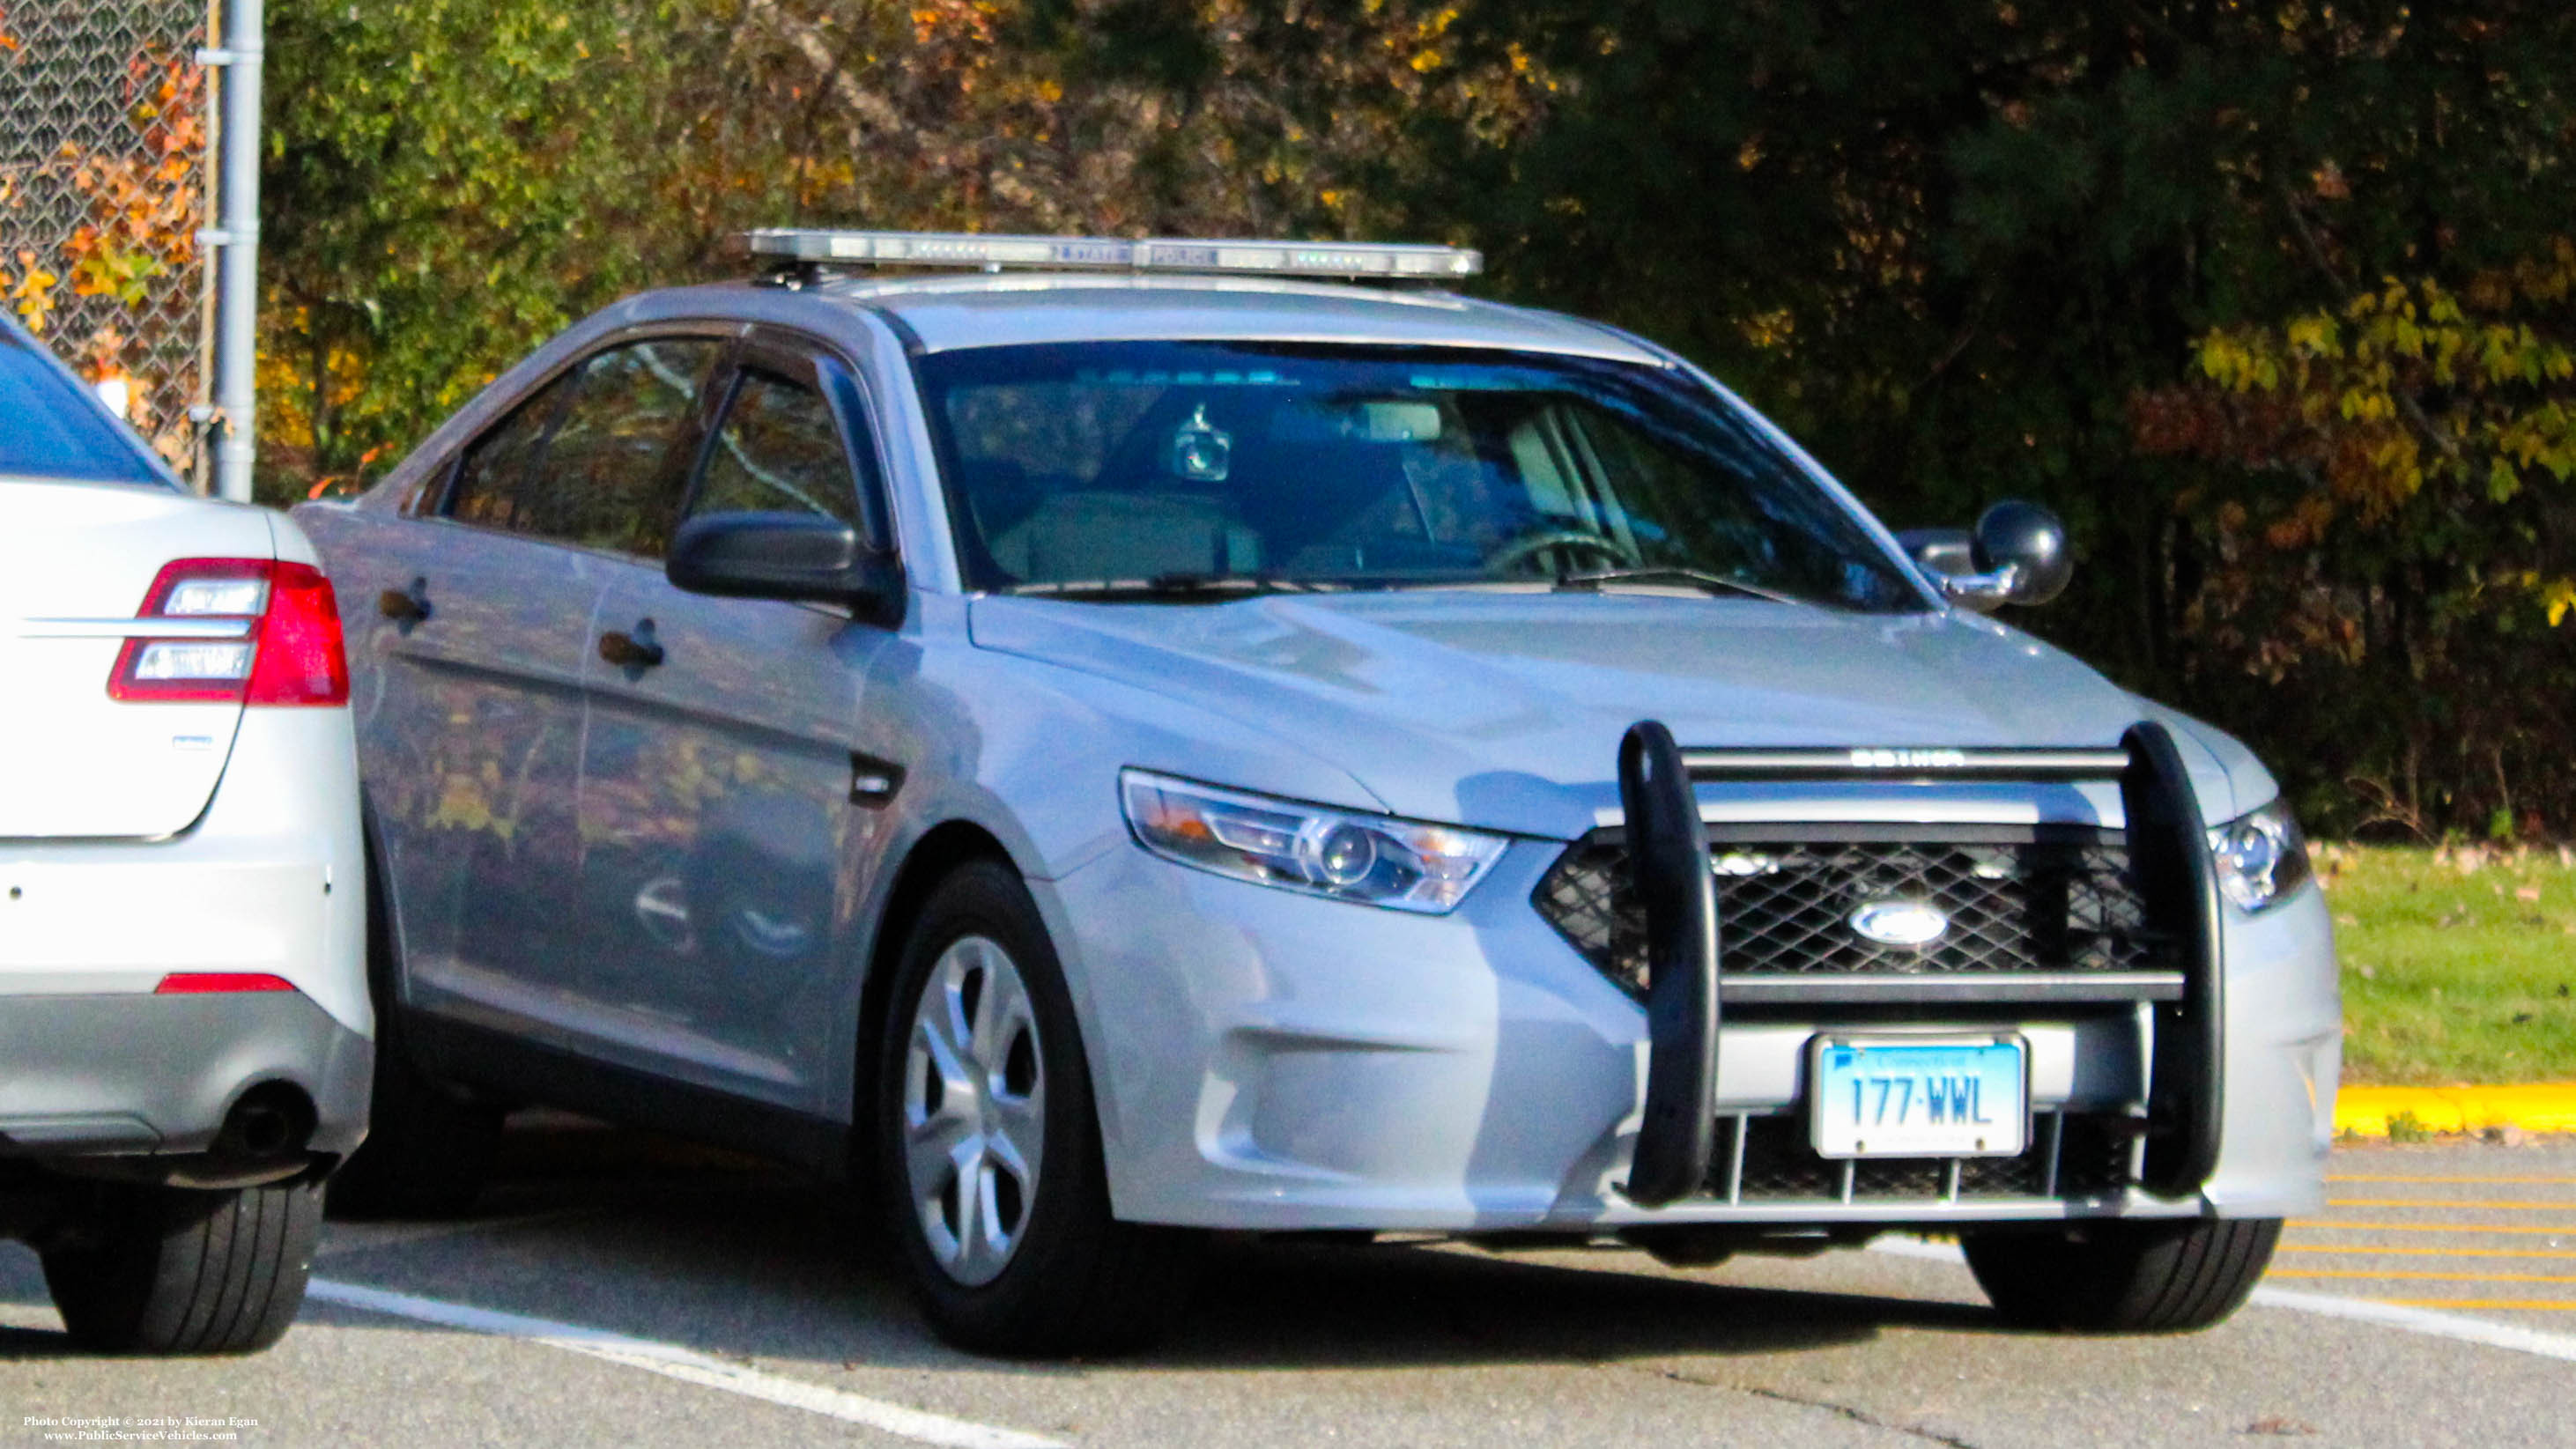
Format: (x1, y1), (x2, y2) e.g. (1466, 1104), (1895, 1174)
(1120, 770), (1509, 913)
(2210, 800), (2312, 912)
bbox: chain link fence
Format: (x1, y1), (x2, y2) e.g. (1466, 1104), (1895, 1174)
(0, 1), (211, 482)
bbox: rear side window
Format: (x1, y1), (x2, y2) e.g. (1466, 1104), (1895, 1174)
(688, 369), (863, 529)
(0, 333), (163, 484)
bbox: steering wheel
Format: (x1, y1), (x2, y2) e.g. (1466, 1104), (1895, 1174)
(1482, 528), (1636, 576)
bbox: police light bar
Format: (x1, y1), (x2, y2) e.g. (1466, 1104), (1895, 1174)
(745, 229), (1482, 280)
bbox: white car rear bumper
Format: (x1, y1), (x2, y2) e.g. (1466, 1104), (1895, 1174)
(0, 707), (371, 1164)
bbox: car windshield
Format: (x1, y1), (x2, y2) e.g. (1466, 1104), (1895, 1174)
(0, 329), (166, 486)
(920, 341), (1925, 611)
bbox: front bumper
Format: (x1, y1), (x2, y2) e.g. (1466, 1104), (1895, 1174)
(1042, 837), (2338, 1232)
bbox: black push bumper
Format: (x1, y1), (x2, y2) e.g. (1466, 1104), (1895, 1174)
(1617, 718), (2226, 1207)
(1616, 721), (1719, 1207)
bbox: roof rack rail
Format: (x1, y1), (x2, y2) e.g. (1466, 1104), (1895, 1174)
(744, 229), (1482, 282)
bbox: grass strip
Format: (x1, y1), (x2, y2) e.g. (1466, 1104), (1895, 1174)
(2321, 843), (2576, 1086)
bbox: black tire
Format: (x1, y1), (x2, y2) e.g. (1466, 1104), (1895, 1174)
(327, 836), (501, 1219)
(41, 1180), (323, 1355)
(1963, 1217), (2281, 1332)
(326, 1022), (502, 1218)
(874, 859), (1202, 1356)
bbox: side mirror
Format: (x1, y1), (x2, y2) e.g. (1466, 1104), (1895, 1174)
(668, 511), (903, 625)
(1899, 501), (2071, 610)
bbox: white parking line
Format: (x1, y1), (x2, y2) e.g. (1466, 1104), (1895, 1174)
(1868, 1237), (2576, 1364)
(307, 1278), (1068, 1449)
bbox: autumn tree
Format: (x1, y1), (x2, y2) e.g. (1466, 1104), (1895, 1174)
(257, 0), (1499, 490)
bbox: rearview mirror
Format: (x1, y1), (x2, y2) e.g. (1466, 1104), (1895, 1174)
(668, 511), (903, 625)
(1898, 500), (2071, 610)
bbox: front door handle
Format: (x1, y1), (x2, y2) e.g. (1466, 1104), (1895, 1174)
(378, 577), (433, 627)
(597, 618), (665, 670)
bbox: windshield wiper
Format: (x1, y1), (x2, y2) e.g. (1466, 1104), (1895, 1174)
(1551, 566), (1796, 604)
(1006, 573), (1347, 601)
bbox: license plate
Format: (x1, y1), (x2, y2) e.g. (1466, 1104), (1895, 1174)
(1808, 1036), (2027, 1159)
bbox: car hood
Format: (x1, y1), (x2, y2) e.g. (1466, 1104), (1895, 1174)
(967, 590), (2245, 839)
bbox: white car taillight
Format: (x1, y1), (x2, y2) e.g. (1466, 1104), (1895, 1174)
(108, 558), (350, 706)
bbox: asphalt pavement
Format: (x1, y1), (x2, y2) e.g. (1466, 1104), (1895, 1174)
(2279, 1141), (2576, 1329)
(0, 1123), (2569, 1448)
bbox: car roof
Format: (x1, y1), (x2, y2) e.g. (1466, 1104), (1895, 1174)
(791, 272), (1672, 364)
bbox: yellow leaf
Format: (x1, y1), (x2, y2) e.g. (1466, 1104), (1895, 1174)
(2545, 580), (2576, 627)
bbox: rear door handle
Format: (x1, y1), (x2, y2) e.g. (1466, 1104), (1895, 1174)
(597, 618), (665, 670)
(378, 577), (433, 627)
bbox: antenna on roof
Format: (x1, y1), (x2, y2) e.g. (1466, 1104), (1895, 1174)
(743, 229), (1483, 285)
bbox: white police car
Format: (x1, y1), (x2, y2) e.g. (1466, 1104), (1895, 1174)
(2, 314), (369, 1354)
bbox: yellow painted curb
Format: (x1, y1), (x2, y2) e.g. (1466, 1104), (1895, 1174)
(2336, 1084), (2576, 1136)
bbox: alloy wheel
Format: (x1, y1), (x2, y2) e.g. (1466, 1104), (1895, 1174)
(901, 934), (1047, 1286)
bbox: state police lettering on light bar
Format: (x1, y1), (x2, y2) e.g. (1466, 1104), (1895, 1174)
(1849, 747), (1972, 770)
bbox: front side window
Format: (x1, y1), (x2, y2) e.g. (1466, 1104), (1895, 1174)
(919, 342), (1924, 611)
(687, 368), (863, 529)
(523, 337), (724, 554)
(0, 329), (165, 485)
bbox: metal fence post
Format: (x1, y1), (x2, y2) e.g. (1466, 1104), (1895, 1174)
(205, 0), (261, 503)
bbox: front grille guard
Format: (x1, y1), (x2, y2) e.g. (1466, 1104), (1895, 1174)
(1610, 721), (2224, 1209)
(1717, 1110), (2137, 1205)
(1538, 827), (2163, 988)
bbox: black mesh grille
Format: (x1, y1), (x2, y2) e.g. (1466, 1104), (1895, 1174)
(1535, 832), (2156, 996)
(2052, 1115), (2136, 1198)
(1734, 1116), (1837, 1200)
(1718, 1113), (2135, 1203)
(1954, 1148), (2048, 1197)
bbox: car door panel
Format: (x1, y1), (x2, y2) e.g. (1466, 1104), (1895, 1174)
(336, 331), (728, 1045)
(570, 337), (898, 1114)
(332, 359), (607, 1031)
(574, 580), (882, 1107)
(375, 528), (605, 1038)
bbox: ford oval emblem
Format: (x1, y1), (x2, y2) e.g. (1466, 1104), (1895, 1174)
(1848, 899), (1950, 949)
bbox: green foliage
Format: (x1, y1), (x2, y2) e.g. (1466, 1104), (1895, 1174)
(2137, 245), (2576, 836)
(258, 0), (1494, 493)
(262, 0), (687, 484)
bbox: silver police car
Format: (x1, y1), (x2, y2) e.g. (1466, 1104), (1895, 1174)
(298, 232), (2338, 1355)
